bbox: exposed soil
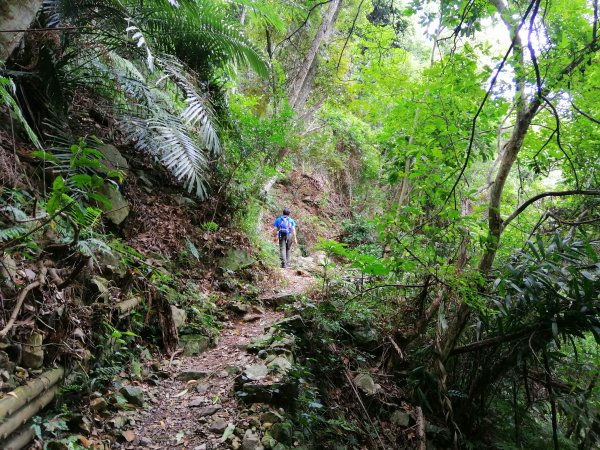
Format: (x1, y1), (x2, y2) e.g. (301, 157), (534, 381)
(112, 267), (316, 450)
(261, 171), (345, 250)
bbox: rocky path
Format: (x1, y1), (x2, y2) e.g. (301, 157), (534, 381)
(114, 267), (316, 450)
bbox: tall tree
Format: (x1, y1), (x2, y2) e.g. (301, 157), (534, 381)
(288, 0), (343, 111)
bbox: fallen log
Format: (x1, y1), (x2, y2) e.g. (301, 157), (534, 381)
(1, 424), (35, 450)
(0, 367), (64, 420)
(0, 386), (58, 439)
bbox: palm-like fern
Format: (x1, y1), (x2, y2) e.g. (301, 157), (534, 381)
(93, 51), (219, 197)
(40, 0), (268, 197)
(43, 0), (268, 76)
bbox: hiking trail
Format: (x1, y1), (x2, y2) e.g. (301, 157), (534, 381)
(117, 258), (321, 450)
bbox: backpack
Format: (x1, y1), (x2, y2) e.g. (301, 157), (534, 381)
(278, 216), (293, 235)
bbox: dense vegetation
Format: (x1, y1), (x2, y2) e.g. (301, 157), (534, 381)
(1, 0), (599, 448)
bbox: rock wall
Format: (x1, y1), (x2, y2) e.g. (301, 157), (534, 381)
(0, 1), (44, 63)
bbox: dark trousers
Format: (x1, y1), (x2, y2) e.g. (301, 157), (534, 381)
(279, 233), (292, 267)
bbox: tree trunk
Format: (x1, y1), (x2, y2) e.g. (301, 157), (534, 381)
(439, 0), (542, 363)
(288, 0), (342, 110)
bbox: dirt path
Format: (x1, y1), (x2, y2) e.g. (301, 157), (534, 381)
(116, 268), (315, 450)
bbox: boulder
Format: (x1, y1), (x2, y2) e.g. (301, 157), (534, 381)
(196, 405), (221, 416)
(180, 334), (211, 356)
(226, 364), (242, 375)
(351, 327), (379, 352)
(22, 332), (44, 369)
(90, 397), (108, 413)
(260, 293), (302, 308)
(120, 386), (144, 406)
(235, 381), (298, 407)
(0, 255), (17, 288)
(260, 411), (283, 424)
(270, 422), (293, 443)
(95, 250), (127, 278)
(171, 306), (187, 329)
(195, 383), (210, 394)
(242, 313), (262, 322)
(247, 333), (274, 352)
(272, 315), (304, 332)
(99, 144), (129, 172)
(261, 432), (277, 449)
(269, 335), (296, 351)
(209, 418), (228, 433)
(353, 372), (379, 395)
(229, 302), (251, 315)
(244, 364), (269, 381)
(267, 356), (292, 375)
(220, 249), (255, 272)
(426, 423), (452, 444)
(0, 350), (15, 372)
(99, 184), (130, 225)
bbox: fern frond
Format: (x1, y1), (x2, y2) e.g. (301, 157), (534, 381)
(0, 225), (29, 242)
(229, 0), (287, 32)
(47, 0), (268, 76)
(148, 118), (208, 198)
(0, 206), (32, 242)
(0, 77), (43, 150)
(76, 238), (114, 257)
(98, 52), (153, 105)
(121, 115), (209, 198)
(136, 0), (268, 76)
(125, 19), (155, 72)
(158, 57), (221, 155)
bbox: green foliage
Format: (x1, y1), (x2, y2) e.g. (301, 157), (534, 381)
(492, 232), (600, 343)
(0, 75), (42, 150)
(45, 0), (268, 76)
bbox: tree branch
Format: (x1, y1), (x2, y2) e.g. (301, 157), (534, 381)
(274, 0), (334, 52)
(450, 323), (544, 355)
(542, 95), (579, 189)
(502, 190), (600, 230)
(443, 0), (538, 206)
(571, 101), (600, 125)
(336, 0), (365, 76)
(0, 284), (39, 336)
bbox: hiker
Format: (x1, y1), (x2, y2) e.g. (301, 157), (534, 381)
(273, 208), (298, 268)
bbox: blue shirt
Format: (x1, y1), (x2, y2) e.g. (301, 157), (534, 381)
(273, 215), (297, 231)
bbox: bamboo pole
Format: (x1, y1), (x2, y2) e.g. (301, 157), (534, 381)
(0, 386), (57, 439)
(1, 424), (35, 450)
(0, 367), (64, 420)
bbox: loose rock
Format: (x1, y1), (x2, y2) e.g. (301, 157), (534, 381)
(90, 397), (108, 413)
(260, 411), (283, 424)
(197, 405), (221, 416)
(209, 418), (229, 433)
(390, 410), (411, 427)
(171, 306), (187, 329)
(242, 429), (264, 450)
(177, 370), (210, 381)
(353, 372), (379, 395)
